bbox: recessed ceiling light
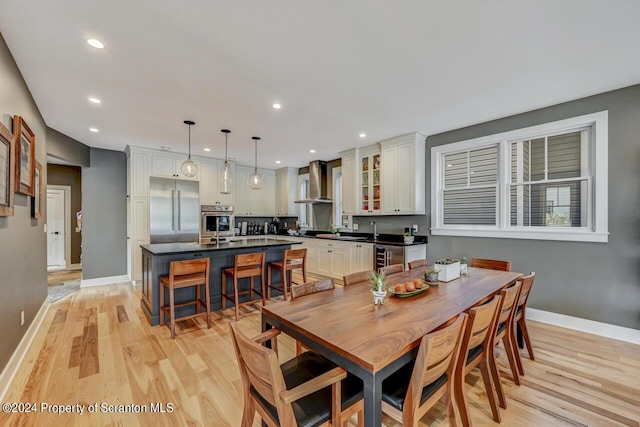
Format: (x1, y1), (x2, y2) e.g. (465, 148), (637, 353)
(204, 148), (211, 152)
(275, 160), (281, 164)
(88, 97), (101, 104)
(89, 127), (99, 132)
(359, 133), (366, 138)
(272, 103), (282, 109)
(310, 149), (316, 153)
(87, 38), (104, 49)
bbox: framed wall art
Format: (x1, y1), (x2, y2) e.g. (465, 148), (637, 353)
(32, 161), (42, 219)
(13, 115), (35, 196)
(0, 121), (15, 216)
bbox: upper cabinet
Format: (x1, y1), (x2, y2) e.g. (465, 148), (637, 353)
(200, 160), (234, 205)
(150, 153), (200, 180)
(340, 132), (426, 216)
(380, 132), (426, 215)
(234, 165), (276, 216)
(359, 146), (382, 215)
(275, 167), (298, 216)
(340, 149), (356, 215)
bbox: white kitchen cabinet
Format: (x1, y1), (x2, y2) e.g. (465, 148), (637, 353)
(130, 197), (148, 282)
(130, 151), (149, 198)
(200, 161), (234, 206)
(340, 151), (357, 215)
(358, 145), (382, 215)
(350, 242), (373, 272)
(150, 153), (200, 180)
(380, 132), (426, 215)
(234, 166), (276, 216)
(275, 167), (298, 216)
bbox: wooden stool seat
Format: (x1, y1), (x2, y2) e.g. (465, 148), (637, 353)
(222, 252), (266, 321)
(159, 258), (210, 339)
(267, 248), (307, 301)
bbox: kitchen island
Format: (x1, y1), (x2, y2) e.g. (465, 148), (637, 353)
(140, 238), (300, 325)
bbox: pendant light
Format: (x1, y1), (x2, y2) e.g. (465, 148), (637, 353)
(220, 129), (232, 194)
(180, 120), (198, 177)
(249, 136), (264, 190)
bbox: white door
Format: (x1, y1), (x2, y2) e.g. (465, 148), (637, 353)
(47, 188), (66, 267)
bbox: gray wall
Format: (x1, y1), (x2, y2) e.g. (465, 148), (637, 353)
(47, 164), (82, 264)
(81, 148), (127, 279)
(0, 32), (48, 372)
(426, 84), (640, 330)
(46, 127), (90, 167)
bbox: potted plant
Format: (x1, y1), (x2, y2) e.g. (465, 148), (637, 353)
(369, 270), (388, 305)
(330, 224), (341, 237)
(434, 258), (461, 282)
(403, 232), (414, 244)
(424, 267), (440, 283)
(460, 257), (468, 276)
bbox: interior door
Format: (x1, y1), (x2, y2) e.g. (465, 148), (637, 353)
(47, 188), (66, 267)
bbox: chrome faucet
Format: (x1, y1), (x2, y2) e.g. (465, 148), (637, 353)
(371, 221), (378, 241)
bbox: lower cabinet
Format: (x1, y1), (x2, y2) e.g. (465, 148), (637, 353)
(295, 238), (373, 280)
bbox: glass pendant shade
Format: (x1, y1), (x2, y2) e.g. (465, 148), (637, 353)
(249, 136), (264, 190)
(181, 120), (198, 177)
(220, 129), (232, 194)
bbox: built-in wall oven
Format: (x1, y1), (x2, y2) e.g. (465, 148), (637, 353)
(200, 205), (234, 242)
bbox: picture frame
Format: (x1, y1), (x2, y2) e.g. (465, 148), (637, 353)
(32, 160), (42, 219)
(0, 121), (16, 216)
(13, 115), (36, 196)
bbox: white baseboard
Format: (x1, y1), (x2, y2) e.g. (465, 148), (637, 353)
(526, 308), (640, 345)
(0, 298), (50, 402)
(66, 263), (82, 270)
(81, 275), (132, 288)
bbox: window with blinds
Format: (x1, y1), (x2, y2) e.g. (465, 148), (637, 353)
(298, 177), (313, 227)
(430, 111), (608, 242)
(443, 145), (498, 225)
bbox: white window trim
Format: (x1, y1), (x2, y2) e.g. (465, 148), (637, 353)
(431, 111), (608, 242)
(297, 173), (312, 228)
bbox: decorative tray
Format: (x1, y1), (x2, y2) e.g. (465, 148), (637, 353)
(387, 284), (429, 298)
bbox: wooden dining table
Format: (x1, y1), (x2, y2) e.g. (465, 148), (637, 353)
(261, 266), (523, 426)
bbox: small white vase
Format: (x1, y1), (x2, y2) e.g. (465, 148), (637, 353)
(372, 289), (387, 305)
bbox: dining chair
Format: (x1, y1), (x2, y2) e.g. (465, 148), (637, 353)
(455, 294), (503, 426)
(221, 252), (266, 321)
(381, 313), (468, 427)
(267, 248), (307, 301)
(470, 258), (511, 271)
(159, 258), (210, 339)
(512, 272), (536, 375)
(290, 278), (336, 356)
(342, 270), (372, 286)
(491, 281), (522, 410)
(378, 263), (404, 276)
(229, 323), (364, 427)
(408, 259), (427, 270)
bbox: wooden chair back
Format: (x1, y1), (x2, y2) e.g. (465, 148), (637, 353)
(516, 272), (536, 315)
(470, 258), (511, 271)
(408, 259), (427, 270)
(233, 252), (265, 277)
(229, 323), (295, 425)
(496, 282), (521, 330)
(170, 258), (209, 277)
(378, 264), (404, 276)
(343, 270), (372, 286)
(284, 248), (307, 268)
(290, 279), (335, 300)
(463, 294), (502, 361)
(405, 313), (467, 418)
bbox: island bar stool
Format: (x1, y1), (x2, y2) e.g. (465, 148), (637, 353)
(159, 258), (210, 340)
(267, 248), (307, 301)
(221, 252), (266, 321)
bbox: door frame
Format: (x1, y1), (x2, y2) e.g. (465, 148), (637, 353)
(47, 185), (72, 270)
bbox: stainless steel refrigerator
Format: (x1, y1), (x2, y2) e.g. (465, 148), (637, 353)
(149, 177), (200, 243)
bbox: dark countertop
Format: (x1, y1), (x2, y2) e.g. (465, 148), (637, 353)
(141, 238), (301, 255)
(283, 231), (428, 247)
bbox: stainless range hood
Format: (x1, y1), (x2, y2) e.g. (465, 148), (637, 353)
(295, 160), (333, 204)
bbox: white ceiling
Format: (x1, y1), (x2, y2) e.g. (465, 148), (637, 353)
(1, 1), (640, 168)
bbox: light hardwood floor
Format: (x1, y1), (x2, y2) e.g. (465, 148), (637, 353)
(1, 281), (639, 427)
